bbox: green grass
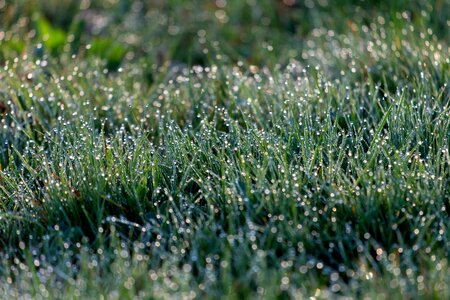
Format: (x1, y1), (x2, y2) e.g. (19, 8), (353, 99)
(0, 0), (449, 299)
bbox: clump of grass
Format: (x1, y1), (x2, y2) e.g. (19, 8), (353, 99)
(0, 1), (449, 299)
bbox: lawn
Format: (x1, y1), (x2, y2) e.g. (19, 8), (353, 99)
(0, 0), (449, 299)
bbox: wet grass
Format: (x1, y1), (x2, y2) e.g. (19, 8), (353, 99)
(0, 0), (449, 299)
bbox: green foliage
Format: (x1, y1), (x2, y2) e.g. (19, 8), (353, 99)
(36, 17), (67, 55)
(89, 38), (127, 70)
(0, 38), (25, 61)
(0, 0), (449, 299)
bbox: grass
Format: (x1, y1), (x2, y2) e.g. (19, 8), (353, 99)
(0, 0), (449, 299)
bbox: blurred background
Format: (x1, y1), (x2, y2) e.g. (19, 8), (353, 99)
(0, 0), (449, 69)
